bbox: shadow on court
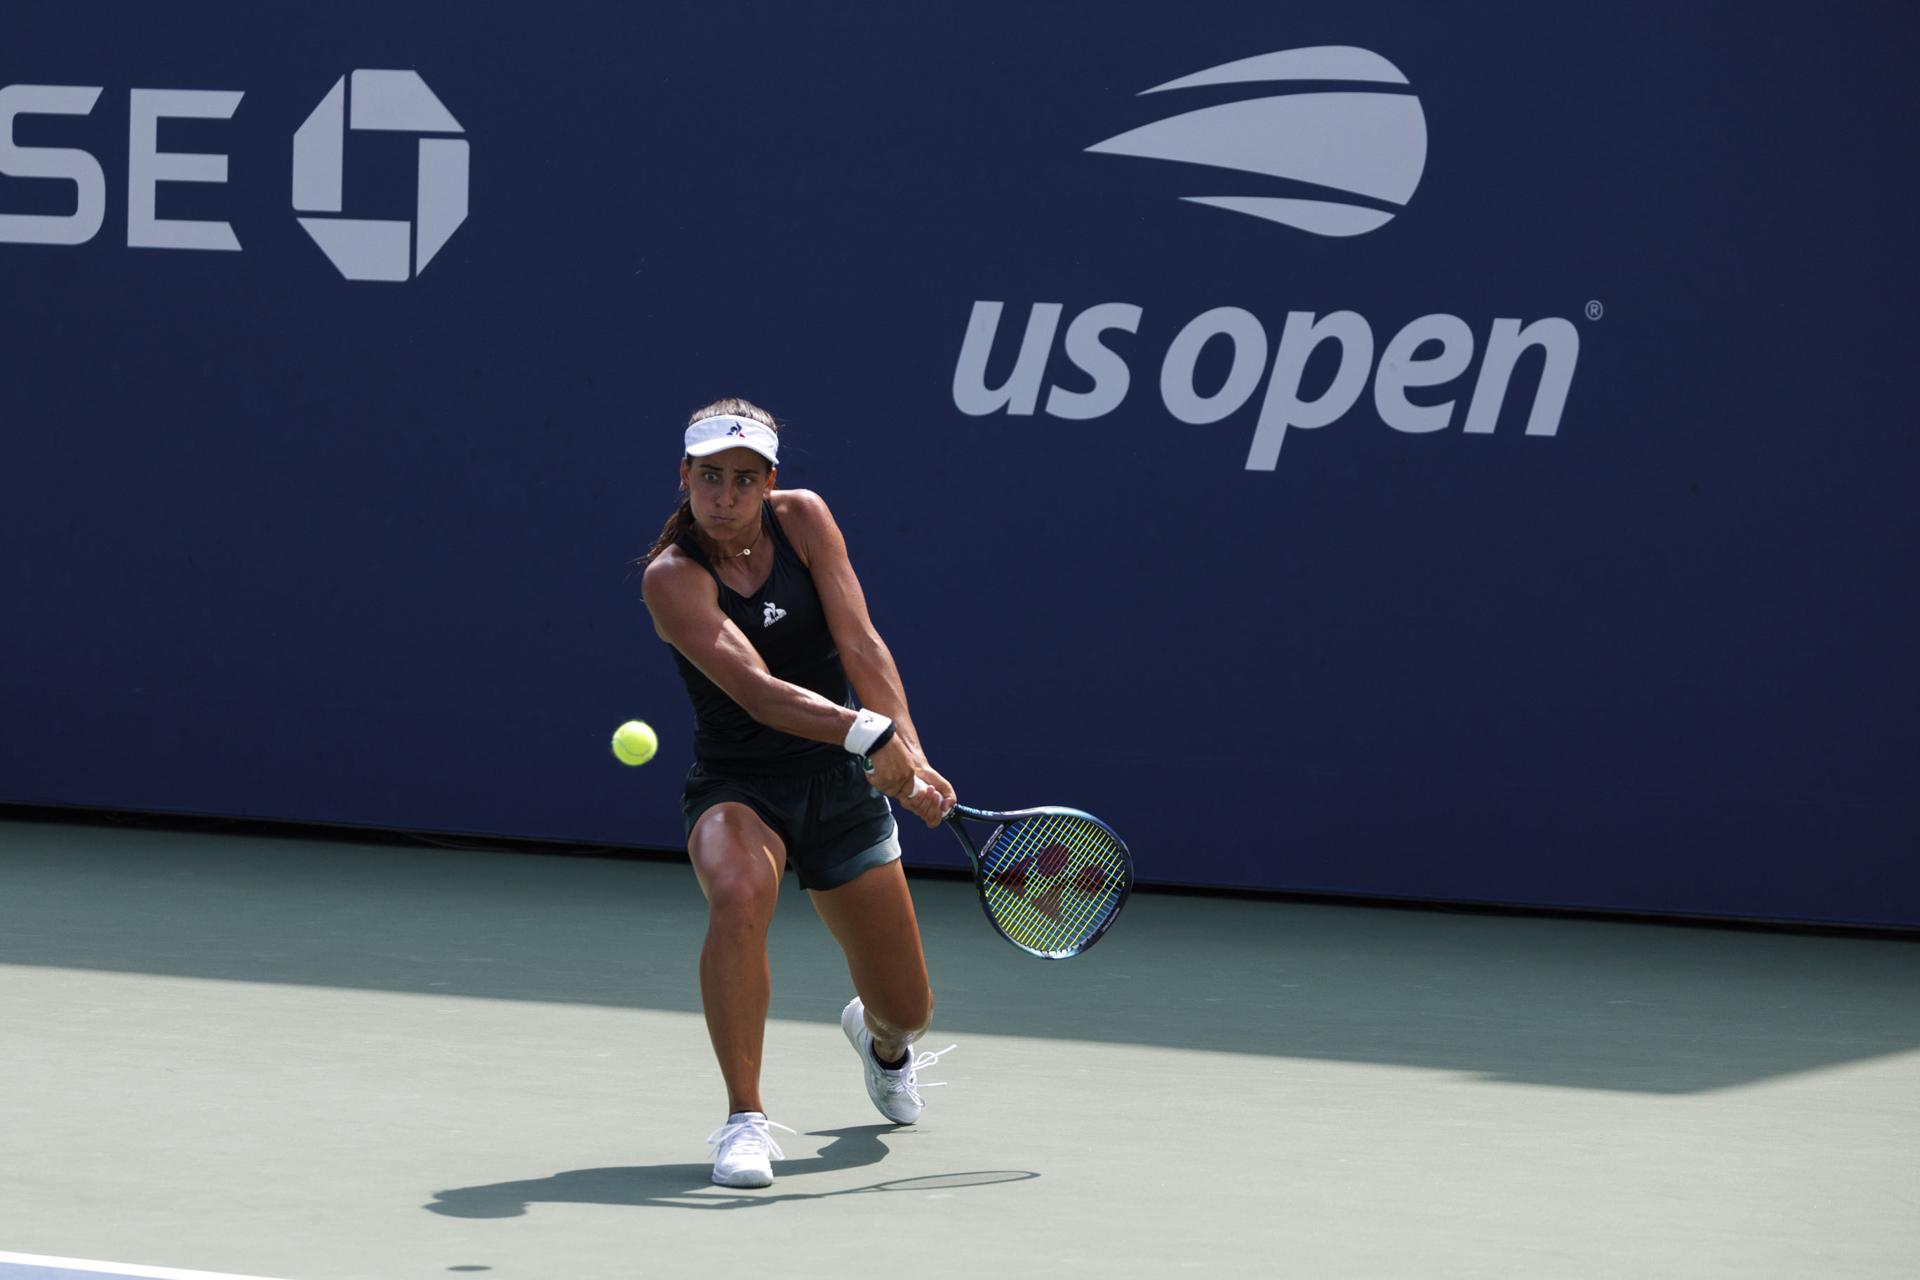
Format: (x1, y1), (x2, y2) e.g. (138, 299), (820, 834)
(426, 1124), (1037, 1215)
(4, 819), (1918, 1096)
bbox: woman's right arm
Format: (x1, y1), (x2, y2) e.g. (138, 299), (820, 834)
(640, 553), (919, 793)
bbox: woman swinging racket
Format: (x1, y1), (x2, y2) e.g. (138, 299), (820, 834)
(641, 397), (956, 1188)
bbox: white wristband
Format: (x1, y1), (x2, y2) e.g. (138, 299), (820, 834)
(843, 709), (893, 757)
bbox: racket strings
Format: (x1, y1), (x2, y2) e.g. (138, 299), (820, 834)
(976, 813), (1130, 955)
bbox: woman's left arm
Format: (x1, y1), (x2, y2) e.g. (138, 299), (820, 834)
(784, 490), (954, 825)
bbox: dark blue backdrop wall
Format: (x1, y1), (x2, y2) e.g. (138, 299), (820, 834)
(4, 3), (1915, 926)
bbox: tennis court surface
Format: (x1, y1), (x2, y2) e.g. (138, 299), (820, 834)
(2, 817), (1915, 1279)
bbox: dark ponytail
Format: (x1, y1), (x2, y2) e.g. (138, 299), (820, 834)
(645, 495), (695, 564)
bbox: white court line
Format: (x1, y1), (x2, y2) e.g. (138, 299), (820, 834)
(0, 1253), (291, 1280)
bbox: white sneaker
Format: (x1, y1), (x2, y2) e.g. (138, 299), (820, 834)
(706, 1111), (793, 1188)
(840, 996), (956, 1125)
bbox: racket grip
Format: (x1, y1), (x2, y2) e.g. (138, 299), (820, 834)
(866, 760), (949, 813)
(911, 777), (958, 818)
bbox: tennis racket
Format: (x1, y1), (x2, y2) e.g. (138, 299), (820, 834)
(904, 778), (1134, 959)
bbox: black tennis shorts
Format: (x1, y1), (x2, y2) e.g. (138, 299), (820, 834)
(681, 754), (901, 891)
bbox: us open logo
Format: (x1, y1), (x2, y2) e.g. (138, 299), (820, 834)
(1086, 45), (1426, 237)
(294, 70), (469, 282)
(951, 43), (1588, 470)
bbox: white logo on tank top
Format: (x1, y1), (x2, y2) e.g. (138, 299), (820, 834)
(763, 601), (787, 628)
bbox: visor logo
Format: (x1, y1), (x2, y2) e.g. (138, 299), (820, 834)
(292, 70), (469, 281)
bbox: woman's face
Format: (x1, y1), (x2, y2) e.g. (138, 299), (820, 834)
(682, 447), (773, 537)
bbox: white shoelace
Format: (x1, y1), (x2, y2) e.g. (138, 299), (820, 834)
(705, 1114), (796, 1162)
(881, 1043), (958, 1105)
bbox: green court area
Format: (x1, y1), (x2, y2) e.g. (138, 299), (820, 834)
(2, 818), (1915, 1279)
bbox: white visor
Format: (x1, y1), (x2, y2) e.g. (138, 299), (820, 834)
(684, 414), (779, 466)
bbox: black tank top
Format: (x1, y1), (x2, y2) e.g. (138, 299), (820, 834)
(670, 500), (846, 775)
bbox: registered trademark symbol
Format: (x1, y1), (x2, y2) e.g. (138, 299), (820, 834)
(1584, 299), (1605, 321)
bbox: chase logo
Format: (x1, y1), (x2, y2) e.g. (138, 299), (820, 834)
(1086, 45), (1426, 237)
(0, 69), (469, 282)
(293, 71), (469, 282)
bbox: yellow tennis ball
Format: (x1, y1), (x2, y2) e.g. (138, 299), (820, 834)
(611, 720), (658, 766)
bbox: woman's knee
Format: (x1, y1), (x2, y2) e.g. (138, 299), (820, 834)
(689, 805), (784, 929)
(702, 864), (779, 932)
(868, 984), (934, 1042)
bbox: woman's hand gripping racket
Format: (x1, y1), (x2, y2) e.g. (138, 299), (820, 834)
(903, 776), (1135, 959)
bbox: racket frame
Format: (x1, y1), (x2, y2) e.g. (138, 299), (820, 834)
(939, 801), (1134, 960)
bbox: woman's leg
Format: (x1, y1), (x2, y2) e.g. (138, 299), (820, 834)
(808, 860), (933, 1060)
(687, 802), (787, 1115)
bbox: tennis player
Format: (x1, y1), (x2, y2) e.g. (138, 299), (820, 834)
(641, 397), (958, 1189)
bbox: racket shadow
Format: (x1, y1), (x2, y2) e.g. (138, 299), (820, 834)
(425, 1125), (1037, 1216)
